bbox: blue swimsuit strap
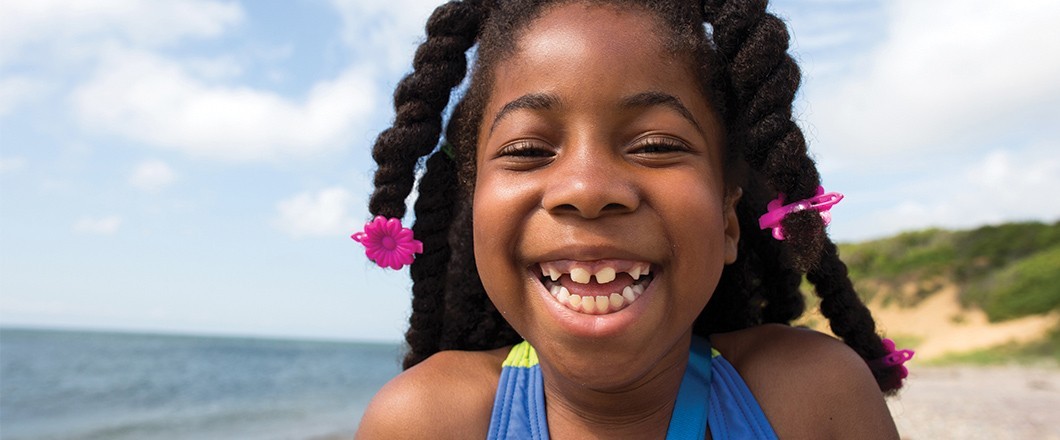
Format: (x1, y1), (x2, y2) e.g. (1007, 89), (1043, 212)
(665, 336), (713, 439)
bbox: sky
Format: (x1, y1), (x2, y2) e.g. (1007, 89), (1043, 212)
(1, 0), (1058, 343)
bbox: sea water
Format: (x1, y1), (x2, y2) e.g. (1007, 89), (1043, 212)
(0, 328), (402, 440)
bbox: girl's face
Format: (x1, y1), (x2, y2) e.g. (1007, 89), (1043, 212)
(473, 3), (739, 387)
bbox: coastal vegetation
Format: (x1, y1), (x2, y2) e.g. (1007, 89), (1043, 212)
(840, 221), (1060, 322)
(825, 221), (1060, 364)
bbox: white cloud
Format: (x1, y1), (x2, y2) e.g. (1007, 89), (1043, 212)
(835, 144), (1060, 240)
(183, 56), (244, 80)
(0, 0), (243, 66)
(71, 48), (378, 161)
(129, 159), (176, 192)
(274, 187), (362, 238)
(0, 75), (52, 116)
(329, 0), (443, 76)
(808, 0), (1060, 160)
(0, 156), (27, 173)
(73, 215), (123, 235)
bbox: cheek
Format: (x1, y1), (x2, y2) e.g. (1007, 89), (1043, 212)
(471, 186), (501, 272)
(471, 173), (533, 295)
(471, 170), (541, 251)
(472, 189), (507, 312)
(659, 175), (729, 265)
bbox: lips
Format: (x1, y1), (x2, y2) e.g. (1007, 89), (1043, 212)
(537, 260), (653, 315)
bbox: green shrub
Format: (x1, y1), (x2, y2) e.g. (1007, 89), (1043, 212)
(972, 247), (1060, 322)
(838, 221), (1060, 316)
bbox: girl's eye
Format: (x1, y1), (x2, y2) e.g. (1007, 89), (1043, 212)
(497, 141), (554, 158)
(630, 137), (691, 155)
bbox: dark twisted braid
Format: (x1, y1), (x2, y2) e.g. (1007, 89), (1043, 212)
(704, 0), (899, 392)
(808, 242), (900, 392)
(403, 152), (458, 369)
(706, 0), (824, 272)
(743, 181), (806, 324)
(365, 0), (486, 367)
(437, 198), (520, 352)
(367, 1), (485, 219)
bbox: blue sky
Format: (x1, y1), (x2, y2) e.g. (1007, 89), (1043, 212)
(1, 0), (1058, 343)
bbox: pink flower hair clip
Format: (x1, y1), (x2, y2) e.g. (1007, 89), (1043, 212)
(351, 216), (423, 270)
(869, 338), (915, 379)
(758, 186), (844, 240)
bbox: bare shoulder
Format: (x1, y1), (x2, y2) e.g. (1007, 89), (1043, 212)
(712, 324), (898, 440)
(355, 347), (509, 439)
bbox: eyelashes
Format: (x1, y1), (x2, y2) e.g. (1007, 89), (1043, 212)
(629, 136), (691, 154)
(497, 136), (692, 158)
(497, 141), (554, 158)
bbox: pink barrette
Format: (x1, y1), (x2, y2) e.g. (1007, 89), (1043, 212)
(758, 186), (843, 240)
(869, 338), (915, 379)
(351, 216), (423, 270)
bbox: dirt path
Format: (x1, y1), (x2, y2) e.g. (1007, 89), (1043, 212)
(888, 366), (1060, 439)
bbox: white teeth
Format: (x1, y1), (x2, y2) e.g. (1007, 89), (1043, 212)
(594, 296), (608, 313)
(542, 262), (652, 314)
(580, 295), (596, 313)
(629, 266), (641, 279)
(622, 286), (636, 303)
(570, 268), (591, 284)
(552, 284), (646, 314)
(594, 267), (616, 284)
(557, 287), (570, 303)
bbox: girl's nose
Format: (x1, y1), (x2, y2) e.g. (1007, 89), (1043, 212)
(542, 152), (639, 219)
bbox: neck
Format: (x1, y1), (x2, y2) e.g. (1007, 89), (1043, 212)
(540, 333), (692, 439)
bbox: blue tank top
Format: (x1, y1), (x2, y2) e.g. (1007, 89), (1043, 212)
(486, 336), (778, 439)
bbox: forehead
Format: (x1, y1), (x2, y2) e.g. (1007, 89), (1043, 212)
(517, 3), (669, 63)
(484, 3), (709, 125)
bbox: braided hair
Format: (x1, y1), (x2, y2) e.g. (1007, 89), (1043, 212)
(364, 0), (905, 393)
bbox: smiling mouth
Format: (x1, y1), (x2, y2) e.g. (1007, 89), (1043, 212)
(536, 260), (654, 315)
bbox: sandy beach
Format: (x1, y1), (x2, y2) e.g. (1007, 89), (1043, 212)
(888, 365), (1060, 439)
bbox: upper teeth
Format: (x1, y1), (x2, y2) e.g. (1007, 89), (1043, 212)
(570, 268), (591, 284)
(540, 262), (650, 284)
(595, 267), (616, 283)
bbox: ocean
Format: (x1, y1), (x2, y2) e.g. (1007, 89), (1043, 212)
(0, 328), (403, 440)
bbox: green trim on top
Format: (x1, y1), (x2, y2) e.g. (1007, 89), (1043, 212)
(711, 348), (721, 358)
(503, 341), (540, 368)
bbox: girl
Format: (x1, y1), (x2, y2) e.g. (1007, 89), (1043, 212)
(354, 0), (912, 438)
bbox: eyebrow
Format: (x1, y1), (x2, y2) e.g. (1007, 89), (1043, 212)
(489, 92), (562, 134)
(620, 91), (702, 131)
(487, 90), (701, 134)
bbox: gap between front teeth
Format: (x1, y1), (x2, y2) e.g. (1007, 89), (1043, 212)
(542, 262), (651, 285)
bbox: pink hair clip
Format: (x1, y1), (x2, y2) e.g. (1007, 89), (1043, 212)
(758, 186), (844, 240)
(351, 216), (423, 270)
(869, 338), (915, 379)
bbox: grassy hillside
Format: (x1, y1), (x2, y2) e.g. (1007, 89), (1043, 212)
(839, 221), (1060, 322)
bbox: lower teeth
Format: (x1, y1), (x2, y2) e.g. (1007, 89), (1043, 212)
(545, 278), (649, 315)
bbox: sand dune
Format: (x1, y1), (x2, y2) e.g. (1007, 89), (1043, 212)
(799, 284), (1058, 361)
(870, 286), (1058, 359)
